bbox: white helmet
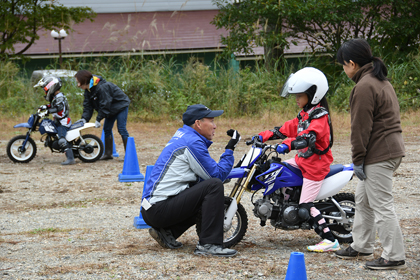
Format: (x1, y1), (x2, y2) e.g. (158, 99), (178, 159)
(280, 67), (329, 105)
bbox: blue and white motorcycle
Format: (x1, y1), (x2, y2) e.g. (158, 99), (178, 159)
(7, 109), (103, 163)
(197, 139), (355, 248)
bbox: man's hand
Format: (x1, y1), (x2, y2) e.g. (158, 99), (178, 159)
(225, 129), (241, 151)
(39, 105), (48, 111)
(75, 118), (87, 124)
(276, 143), (289, 154)
(354, 164), (367, 180)
(95, 120), (101, 128)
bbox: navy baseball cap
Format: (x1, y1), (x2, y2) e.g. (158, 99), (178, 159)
(182, 104), (224, 126)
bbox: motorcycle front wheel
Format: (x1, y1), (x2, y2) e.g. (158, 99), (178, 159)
(196, 196), (248, 248)
(6, 135), (37, 163)
(325, 193), (355, 244)
(74, 134), (104, 163)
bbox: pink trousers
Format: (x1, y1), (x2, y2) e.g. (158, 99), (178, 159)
(284, 158), (324, 204)
(285, 158), (329, 232)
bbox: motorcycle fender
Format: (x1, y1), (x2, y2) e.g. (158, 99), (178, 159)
(224, 199), (238, 228)
(14, 115), (35, 129)
(226, 167), (247, 179)
(316, 171), (353, 200)
(14, 123), (31, 128)
(65, 123), (95, 142)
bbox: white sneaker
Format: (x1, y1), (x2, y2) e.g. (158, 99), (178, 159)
(307, 239), (340, 252)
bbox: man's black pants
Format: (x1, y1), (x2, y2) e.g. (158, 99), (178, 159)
(141, 178), (224, 245)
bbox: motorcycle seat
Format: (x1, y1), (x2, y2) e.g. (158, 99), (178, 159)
(284, 163), (344, 179)
(69, 122), (84, 130)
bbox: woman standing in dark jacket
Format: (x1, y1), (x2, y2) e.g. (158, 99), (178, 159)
(334, 38), (406, 270)
(74, 70), (131, 160)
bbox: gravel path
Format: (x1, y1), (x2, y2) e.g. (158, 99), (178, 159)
(1, 133), (419, 280)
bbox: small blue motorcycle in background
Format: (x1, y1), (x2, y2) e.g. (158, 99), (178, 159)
(196, 138), (356, 248)
(7, 108), (103, 163)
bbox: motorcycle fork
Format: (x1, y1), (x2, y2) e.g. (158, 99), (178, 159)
(21, 115), (38, 152)
(20, 132), (33, 153)
(228, 164), (258, 204)
(224, 164), (258, 228)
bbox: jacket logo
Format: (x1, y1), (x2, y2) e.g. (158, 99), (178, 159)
(173, 131), (185, 138)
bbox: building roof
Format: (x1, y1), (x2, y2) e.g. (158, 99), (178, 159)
(57, 0), (218, 13)
(14, 10), (228, 57)
(14, 7), (309, 59)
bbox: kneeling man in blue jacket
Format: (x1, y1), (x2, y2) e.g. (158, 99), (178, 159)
(141, 104), (241, 257)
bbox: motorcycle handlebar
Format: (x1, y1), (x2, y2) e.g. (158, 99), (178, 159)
(246, 139), (278, 150)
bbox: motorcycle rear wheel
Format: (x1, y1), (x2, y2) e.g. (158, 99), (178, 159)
(6, 135), (37, 163)
(196, 196), (248, 248)
(75, 134), (104, 163)
(326, 193), (355, 243)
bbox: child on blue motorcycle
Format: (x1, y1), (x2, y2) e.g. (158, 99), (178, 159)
(34, 75), (75, 165)
(255, 67), (339, 253)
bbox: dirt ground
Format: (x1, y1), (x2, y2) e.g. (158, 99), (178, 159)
(0, 118), (419, 279)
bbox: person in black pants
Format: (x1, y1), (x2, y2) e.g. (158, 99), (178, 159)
(74, 70), (130, 161)
(141, 104), (241, 257)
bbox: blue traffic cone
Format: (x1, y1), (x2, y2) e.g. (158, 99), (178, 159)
(133, 165), (154, 229)
(101, 130), (119, 157)
(285, 252), (307, 280)
(118, 137), (144, 182)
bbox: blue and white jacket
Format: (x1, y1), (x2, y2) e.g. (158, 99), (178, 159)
(144, 125), (234, 204)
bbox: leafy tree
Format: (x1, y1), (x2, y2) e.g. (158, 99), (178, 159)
(374, 0), (420, 55)
(285, 0), (420, 56)
(283, 0), (381, 53)
(0, 0), (95, 58)
(212, 0), (291, 70)
(212, 0), (420, 68)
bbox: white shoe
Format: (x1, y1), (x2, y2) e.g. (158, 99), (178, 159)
(307, 239), (340, 252)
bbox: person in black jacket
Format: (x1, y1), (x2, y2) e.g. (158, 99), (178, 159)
(74, 70), (131, 160)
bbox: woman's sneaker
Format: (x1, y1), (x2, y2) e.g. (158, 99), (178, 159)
(307, 239), (340, 252)
(365, 257), (406, 270)
(334, 245), (372, 259)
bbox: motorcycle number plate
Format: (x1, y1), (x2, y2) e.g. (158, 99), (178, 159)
(241, 147), (262, 167)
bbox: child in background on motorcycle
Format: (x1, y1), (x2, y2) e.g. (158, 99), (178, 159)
(34, 75), (75, 165)
(254, 67), (339, 253)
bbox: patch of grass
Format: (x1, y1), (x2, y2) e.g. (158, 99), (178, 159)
(28, 228), (70, 235)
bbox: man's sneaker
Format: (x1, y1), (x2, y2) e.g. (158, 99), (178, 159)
(194, 244), (237, 257)
(307, 239), (340, 252)
(149, 227), (183, 249)
(334, 245), (372, 259)
(365, 257), (406, 270)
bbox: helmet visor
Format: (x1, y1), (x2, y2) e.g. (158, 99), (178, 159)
(280, 74), (294, 98)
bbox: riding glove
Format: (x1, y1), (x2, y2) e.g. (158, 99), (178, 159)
(225, 129), (241, 151)
(353, 164), (367, 180)
(276, 144), (289, 154)
(258, 127), (287, 143)
(95, 120), (101, 128)
(39, 105), (48, 111)
(252, 135), (263, 142)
